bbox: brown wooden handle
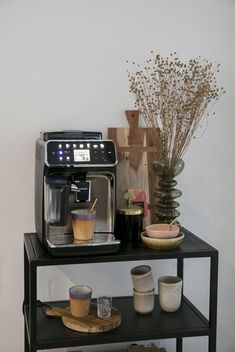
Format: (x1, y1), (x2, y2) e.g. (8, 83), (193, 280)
(44, 306), (67, 317)
(125, 110), (139, 129)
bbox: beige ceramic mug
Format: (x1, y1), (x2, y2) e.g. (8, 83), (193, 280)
(158, 276), (182, 312)
(133, 288), (155, 314)
(130, 265), (154, 292)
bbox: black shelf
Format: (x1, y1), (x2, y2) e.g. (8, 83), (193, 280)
(24, 296), (209, 350)
(23, 227), (218, 352)
(24, 227), (217, 266)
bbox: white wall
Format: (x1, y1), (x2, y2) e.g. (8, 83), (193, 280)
(0, 0), (234, 351)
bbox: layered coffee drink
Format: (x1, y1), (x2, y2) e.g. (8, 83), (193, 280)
(71, 209), (96, 241)
(69, 285), (92, 317)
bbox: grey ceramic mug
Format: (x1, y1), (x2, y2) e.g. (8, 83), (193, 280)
(133, 288), (155, 314)
(130, 265), (154, 292)
(158, 276), (182, 312)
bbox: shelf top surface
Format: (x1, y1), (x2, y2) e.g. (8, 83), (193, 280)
(27, 296), (209, 349)
(24, 227), (218, 266)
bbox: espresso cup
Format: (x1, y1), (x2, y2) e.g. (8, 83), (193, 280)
(69, 285), (92, 317)
(130, 265), (154, 292)
(71, 209), (96, 241)
(158, 276), (182, 312)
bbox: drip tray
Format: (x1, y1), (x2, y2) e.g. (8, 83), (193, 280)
(46, 233), (121, 257)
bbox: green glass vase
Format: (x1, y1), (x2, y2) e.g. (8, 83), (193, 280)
(152, 159), (184, 224)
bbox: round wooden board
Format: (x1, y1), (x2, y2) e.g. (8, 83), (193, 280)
(61, 303), (121, 333)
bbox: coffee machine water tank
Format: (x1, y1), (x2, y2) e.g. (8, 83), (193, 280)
(44, 175), (69, 226)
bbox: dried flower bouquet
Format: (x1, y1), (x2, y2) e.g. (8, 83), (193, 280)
(127, 53), (225, 174)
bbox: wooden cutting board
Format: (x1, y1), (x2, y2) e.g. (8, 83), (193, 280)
(44, 303), (121, 333)
(108, 110), (160, 225)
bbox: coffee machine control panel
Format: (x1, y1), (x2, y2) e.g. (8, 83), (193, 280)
(46, 140), (117, 167)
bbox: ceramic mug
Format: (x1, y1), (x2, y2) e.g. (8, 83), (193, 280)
(69, 285), (92, 317)
(158, 276), (182, 312)
(133, 288), (155, 314)
(130, 265), (154, 292)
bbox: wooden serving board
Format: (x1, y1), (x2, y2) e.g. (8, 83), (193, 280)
(108, 110), (160, 225)
(44, 303), (121, 333)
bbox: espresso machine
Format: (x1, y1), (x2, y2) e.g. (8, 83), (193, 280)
(35, 130), (120, 256)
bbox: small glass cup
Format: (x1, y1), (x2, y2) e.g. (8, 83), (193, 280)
(97, 296), (112, 319)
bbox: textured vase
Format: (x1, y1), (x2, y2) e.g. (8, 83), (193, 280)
(152, 159), (184, 224)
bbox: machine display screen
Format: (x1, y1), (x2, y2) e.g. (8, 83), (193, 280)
(74, 149), (90, 162)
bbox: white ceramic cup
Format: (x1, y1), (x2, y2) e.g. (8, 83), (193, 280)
(133, 288), (155, 314)
(158, 276), (182, 312)
(130, 265), (154, 292)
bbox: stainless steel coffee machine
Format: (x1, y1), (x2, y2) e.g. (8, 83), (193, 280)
(35, 130), (120, 256)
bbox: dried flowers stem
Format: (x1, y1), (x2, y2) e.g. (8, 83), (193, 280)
(127, 53), (225, 174)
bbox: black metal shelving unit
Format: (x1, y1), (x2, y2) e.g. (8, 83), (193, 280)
(23, 227), (218, 352)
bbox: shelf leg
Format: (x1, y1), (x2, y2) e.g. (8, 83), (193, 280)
(29, 262), (37, 352)
(177, 258), (184, 277)
(208, 251), (218, 352)
(24, 244), (30, 352)
(24, 321), (29, 352)
(176, 258), (184, 351)
(177, 257), (184, 288)
(176, 337), (183, 352)
(24, 238), (38, 352)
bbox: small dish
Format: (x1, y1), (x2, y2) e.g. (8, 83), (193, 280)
(141, 232), (184, 250)
(146, 223), (179, 239)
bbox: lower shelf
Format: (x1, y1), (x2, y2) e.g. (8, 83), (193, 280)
(24, 295), (209, 350)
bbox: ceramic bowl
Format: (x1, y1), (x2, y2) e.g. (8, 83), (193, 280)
(141, 232), (184, 250)
(146, 223), (180, 239)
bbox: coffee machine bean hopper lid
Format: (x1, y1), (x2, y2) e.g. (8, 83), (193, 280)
(41, 130), (102, 141)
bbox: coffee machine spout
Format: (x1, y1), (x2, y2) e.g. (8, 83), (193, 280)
(71, 177), (91, 203)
